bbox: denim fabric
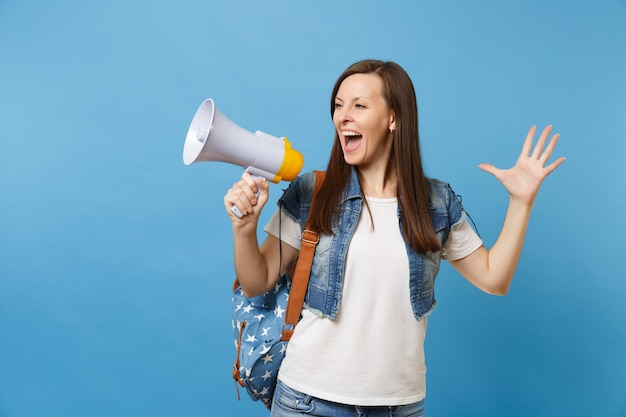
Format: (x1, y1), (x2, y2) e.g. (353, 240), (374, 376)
(271, 380), (425, 417)
(277, 167), (466, 321)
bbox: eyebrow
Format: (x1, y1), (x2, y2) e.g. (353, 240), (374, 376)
(335, 96), (370, 102)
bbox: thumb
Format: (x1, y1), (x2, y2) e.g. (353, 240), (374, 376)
(478, 163), (498, 176)
(255, 178), (270, 204)
(256, 177), (269, 194)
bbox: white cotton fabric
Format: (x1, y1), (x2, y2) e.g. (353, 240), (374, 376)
(264, 197), (482, 405)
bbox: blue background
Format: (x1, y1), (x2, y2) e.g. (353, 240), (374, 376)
(1, 1), (625, 416)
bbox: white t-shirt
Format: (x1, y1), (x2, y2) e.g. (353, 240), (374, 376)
(264, 197), (482, 405)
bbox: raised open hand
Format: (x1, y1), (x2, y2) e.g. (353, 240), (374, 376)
(478, 125), (565, 205)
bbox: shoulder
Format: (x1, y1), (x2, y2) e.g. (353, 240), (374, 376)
(425, 177), (465, 220)
(425, 178), (454, 205)
(277, 171), (318, 222)
(281, 171), (317, 201)
(426, 177), (449, 190)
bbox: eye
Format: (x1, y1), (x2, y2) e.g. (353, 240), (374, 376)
(334, 102), (342, 109)
(355, 103), (366, 109)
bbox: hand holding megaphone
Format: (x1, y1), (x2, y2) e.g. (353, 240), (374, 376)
(224, 171), (269, 219)
(183, 98), (304, 217)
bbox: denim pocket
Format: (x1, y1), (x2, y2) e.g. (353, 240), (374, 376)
(273, 381), (315, 414)
(391, 399), (425, 417)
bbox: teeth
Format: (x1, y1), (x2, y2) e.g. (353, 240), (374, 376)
(342, 131), (361, 137)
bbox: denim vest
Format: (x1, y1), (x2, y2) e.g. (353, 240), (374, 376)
(277, 167), (466, 321)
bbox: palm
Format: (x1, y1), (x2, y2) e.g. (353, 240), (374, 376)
(479, 125), (565, 205)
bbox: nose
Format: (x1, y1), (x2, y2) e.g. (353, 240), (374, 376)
(334, 105), (353, 124)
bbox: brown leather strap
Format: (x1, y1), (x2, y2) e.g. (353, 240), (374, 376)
(281, 171), (325, 341)
(232, 321), (246, 399)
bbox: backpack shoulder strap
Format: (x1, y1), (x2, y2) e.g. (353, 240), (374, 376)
(281, 170), (325, 341)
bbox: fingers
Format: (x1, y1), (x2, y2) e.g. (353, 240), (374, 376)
(544, 155), (566, 176)
(529, 125), (565, 174)
(481, 124), (565, 178)
(224, 173), (268, 218)
(522, 124), (564, 167)
(529, 125), (554, 161)
(538, 132), (560, 165)
(521, 125), (537, 157)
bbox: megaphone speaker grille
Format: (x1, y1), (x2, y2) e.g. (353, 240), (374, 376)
(183, 99), (216, 166)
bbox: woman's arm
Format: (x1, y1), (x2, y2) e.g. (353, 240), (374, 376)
(225, 172), (299, 297)
(450, 125), (565, 295)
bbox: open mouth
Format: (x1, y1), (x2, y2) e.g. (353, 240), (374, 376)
(342, 130), (363, 151)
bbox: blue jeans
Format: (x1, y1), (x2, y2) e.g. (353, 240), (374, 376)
(270, 380), (425, 417)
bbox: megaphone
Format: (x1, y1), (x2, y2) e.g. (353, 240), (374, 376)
(183, 98), (304, 217)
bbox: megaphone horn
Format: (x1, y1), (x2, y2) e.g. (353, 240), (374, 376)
(183, 98), (304, 217)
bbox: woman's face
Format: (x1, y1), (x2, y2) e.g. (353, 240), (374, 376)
(333, 73), (396, 170)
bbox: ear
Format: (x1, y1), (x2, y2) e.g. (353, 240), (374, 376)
(388, 113), (396, 132)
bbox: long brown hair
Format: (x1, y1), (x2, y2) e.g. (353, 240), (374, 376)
(308, 59), (442, 254)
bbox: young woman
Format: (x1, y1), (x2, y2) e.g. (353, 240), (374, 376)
(224, 60), (564, 417)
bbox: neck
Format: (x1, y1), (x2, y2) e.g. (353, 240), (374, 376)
(358, 167), (397, 198)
